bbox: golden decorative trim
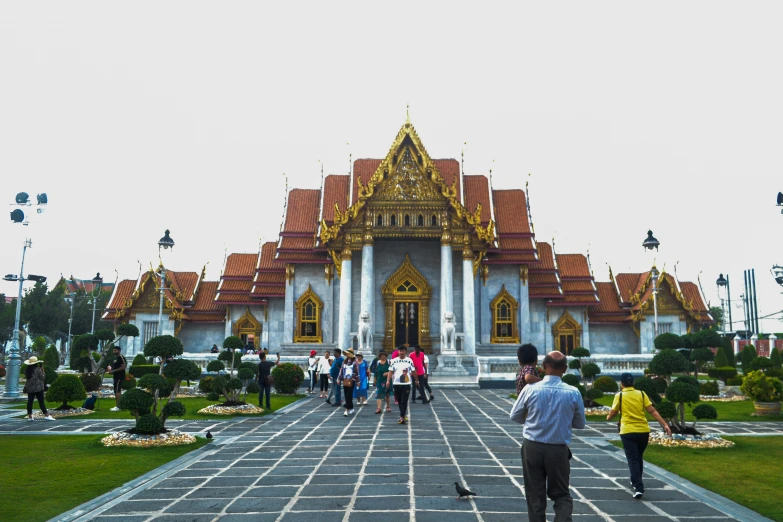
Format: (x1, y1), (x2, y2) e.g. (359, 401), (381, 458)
(324, 264), (334, 286)
(490, 284), (520, 344)
(552, 310), (583, 355)
(329, 250), (342, 278)
(473, 251), (485, 277)
(519, 265), (529, 286)
(481, 264), (489, 286)
(381, 254), (432, 350)
(294, 284), (323, 343)
(285, 264), (295, 285)
(232, 307), (263, 348)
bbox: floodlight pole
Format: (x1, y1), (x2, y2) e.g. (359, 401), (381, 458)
(4, 239), (31, 399)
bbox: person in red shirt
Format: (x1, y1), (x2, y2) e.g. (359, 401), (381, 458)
(409, 345), (429, 404)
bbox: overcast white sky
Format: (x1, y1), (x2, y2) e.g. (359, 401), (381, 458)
(1, 2), (781, 332)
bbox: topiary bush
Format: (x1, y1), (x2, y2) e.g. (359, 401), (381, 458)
(666, 380), (701, 432)
(593, 376), (618, 393)
(581, 363), (601, 384)
(656, 400), (677, 424)
(143, 335), (184, 374)
(751, 357), (773, 372)
(206, 391), (220, 402)
(271, 362), (305, 394)
(654, 332), (682, 350)
(161, 400), (186, 425)
(652, 377), (668, 394)
(766, 368), (783, 379)
(585, 387), (604, 407)
(43, 366), (58, 385)
(44, 345), (60, 370)
(726, 376), (743, 386)
(120, 375), (137, 390)
(207, 360), (225, 373)
(709, 366), (738, 384)
(129, 365), (160, 378)
(132, 354), (149, 366)
(162, 358), (201, 397)
(771, 347), (782, 369)
(119, 388), (155, 421)
(713, 345), (730, 368)
(741, 344), (758, 374)
(741, 371), (783, 403)
(674, 375), (700, 388)
(633, 376), (662, 405)
(649, 349), (688, 384)
(198, 376), (215, 394)
(562, 374), (580, 387)
(699, 380), (719, 396)
(79, 372), (103, 392)
(246, 381), (261, 394)
(134, 413), (162, 434)
(690, 347), (714, 376)
(692, 403), (718, 428)
(46, 374), (87, 410)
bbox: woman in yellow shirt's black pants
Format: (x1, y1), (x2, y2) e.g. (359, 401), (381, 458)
(607, 373), (672, 499)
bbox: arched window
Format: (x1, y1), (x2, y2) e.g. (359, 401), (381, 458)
(417, 214), (424, 226)
(294, 285), (323, 343)
(490, 285), (519, 343)
(404, 214), (410, 226)
(390, 214), (397, 226)
(377, 214), (383, 226)
(431, 214), (437, 226)
(552, 310), (582, 355)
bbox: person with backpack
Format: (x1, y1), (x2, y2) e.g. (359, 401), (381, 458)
(257, 352), (280, 411)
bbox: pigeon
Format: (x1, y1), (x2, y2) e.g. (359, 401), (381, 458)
(455, 482), (477, 500)
(206, 431), (213, 440)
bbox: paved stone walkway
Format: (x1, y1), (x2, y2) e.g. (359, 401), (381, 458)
(1, 391), (777, 522)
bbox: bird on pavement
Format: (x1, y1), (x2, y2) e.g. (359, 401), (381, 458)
(455, 482), (477, 500)
(206, 431), (213, 440)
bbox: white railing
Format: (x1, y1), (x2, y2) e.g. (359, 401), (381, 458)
(477, 354), (654, 381)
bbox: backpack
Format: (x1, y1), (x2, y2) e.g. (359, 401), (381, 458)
(82, 394), (98, 411)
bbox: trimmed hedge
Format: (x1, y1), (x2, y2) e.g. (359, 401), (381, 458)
(271, 363), (305, 394)
(79, 373), (103, 392)
(46, 375), (87, 409)
(129, 365), (160, 378)
(699, 380), (720, 396)
(726, 376), (743, 386)
(592, 376), (618, 393)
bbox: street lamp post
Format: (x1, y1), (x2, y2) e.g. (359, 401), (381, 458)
(716, 273), (732, 333)
(3, 239), (31, 399)
(157, 230), (175, 335)
(642, 230), (661, 342)
(65, 292), (75, 364)
(89, 273), (103, 334)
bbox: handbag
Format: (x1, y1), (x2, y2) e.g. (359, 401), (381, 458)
(342, 363), (358, 387)
(616, 391), (623, 433)
(264, 374), (274, 386)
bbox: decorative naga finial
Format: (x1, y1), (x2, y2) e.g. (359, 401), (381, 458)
(406, 103), (410, 124)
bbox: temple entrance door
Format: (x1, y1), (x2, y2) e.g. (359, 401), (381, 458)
(394, 301), (420, 348)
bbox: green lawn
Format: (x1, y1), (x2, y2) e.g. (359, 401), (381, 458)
(616, 436), (783, 521)
(586, 395), (782, 423)
(0, 434), (210, 522)
(9, 394), (304, 420)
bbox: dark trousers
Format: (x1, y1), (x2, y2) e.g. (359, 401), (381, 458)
(258, 383), (272, 409)
(308, 370), (317, 391)
(27, 391), (48, 416)
(412, 376), (430, 402)
(319, 374), (329, 392)
(394, 385), (411, 418)
(328, 379), (342, 404)
(521, 440), (573, 522)
(620, 432), (650, 493)
(343, 385), (354, 410)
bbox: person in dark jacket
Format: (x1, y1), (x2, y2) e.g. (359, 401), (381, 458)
(23, 356), (54, 421)
(257, 352), (280, 410)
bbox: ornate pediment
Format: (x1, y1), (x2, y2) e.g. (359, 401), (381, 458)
(373, 147), (443, 201)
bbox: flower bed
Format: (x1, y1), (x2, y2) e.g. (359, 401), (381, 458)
(648, 431), (734, 448)
(197, 403), (266, 415)
(699, 394), (748, 402)
(585, 405), (612, 416)
(101, 429), (196, 447)
(36, 407), (95, 419)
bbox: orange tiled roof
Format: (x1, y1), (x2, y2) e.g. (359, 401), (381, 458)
(486, 252), (539, 264)
(106, 279), (136, 311)
(529, 272), (560, 286)
(219, 280), (252, 292)
(555, 294), (599, 304)
(498, 237), (536, 251)
(323, 175), (350, 223)
(556, 255), (592, 279)
(463, 175), (491, 225)
(189, 313), (226, 323)
(433, 159), (461, 203)
(224, 254), (258, 278)
(529, 286), (563, 297)
(258, 242), (282, 270)
(493, 190), (532, 235)
(535, 242), (556, 270)
(615, 273), (643, 303)
(215, 292), (251, 303)
(590, 282), (625, 314)
(251, 285), (286, 297)
(191, 281), (223, 312)
(562, 280), (596, 293)
(283, 189), (321, 234)
(168, 271), (199, 301)
(279, 237), (316, 251)
(352, 159), (382, 204)
(276, 251), (330, 262)
(254, 272), (285, 284)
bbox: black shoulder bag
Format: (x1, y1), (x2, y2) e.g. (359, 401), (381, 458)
(616, 391), (623, 433)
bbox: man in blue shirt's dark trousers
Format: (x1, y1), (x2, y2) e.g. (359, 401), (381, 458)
(326, 349), (344, 406)
(510, 350), (586, 522)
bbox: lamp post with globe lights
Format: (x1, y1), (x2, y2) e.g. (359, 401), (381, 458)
(89, 273), (103, 334)
(157, 230), (175, 334)
(642, 230), (660, 340)
(716, 273), (733, 333)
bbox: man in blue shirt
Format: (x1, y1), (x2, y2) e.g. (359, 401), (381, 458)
(326, 348), (344, 407)
(510, 350), (585, 522)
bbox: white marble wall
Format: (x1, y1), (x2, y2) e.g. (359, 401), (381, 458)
(639, 314), (687, 353)
(479, 265), (523, 345)
(590, 324), (640, 355)
(178, 323), (225, 353)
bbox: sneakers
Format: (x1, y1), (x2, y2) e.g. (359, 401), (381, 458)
(344, 410), (348, 417)
(349, 409), (355, 415)
(633, 491), (644, 499)
(325, 398), (332, 404)
(27, 417), (33, 421)
(109, 407), (120, 412)
(398, 418), (406, 424)
(331, 402), (342, 407)
(44, 415), (55, 421)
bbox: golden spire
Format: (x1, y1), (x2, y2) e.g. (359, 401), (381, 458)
(406, 103), (410, 124)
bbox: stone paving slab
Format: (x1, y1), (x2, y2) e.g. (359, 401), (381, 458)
(0, 392), (774, 521)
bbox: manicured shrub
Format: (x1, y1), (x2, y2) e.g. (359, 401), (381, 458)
(593, 376), (618, 393)
(751, 357), (773, 372)
(586, 387), (604, 401)
(222, 335), (245, 350)
(161, 400), (186, 424)
(79, 372), (103, 392)
(656, 400), (677, 423)
(207, 360), (225, 373)
(690, 348), (714, 375)
(726, 376), (743, 386)
(633, 376), (662, 405)
(741, 371), (783, 403)
(692, 329), (722, 349)
(117, 323), (140, 338)
(119, 388), (155, 417)
(206, 391), (220, 402)
(271, 363), (305, 394)
(570, 347), (591, 359)
(692, 404), (718, 424)
(649, 349), (688, 383)
(120, 375), (137, 390)
(218, 350), (243, 370)
(741, 345), (757, 373)
(581, 362), (601, 382)
(132, 354), (149, 366)
(654, 332), (682, 350)
(32, 336), (47, 356)
(44, 345), (60, 370)
(766, 368), (783, 379)
(44, 366), (58, 385)
(771, 347), (782, 369)
(666, 381), (701, 431)
(709, 366), (738, 384)
(722, 338), (736, 367)
(562, 374), (580, 387)
(135, 413), (162, 434)
(46, 375), (87, 409)
(198, 376), (215, 393)
(653, 377), (668, 394)
(674, 375), (699, 388)
(699, 380), (719, 396)
(163, 359), (201, 395)
(246, 381), (261, 394)
(138, 373), (169, 393)
(210, 375), (246, 404)
(713, 345), (729, 368)
(129, 365), (160, 378)
(568, 359), (581, 370)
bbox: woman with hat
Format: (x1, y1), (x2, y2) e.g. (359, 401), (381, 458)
(373, 351), (391, 414)
(307, 350), (319, 394)
(23, 356), (55, 421)
(607, 373), (672, 499)
(353, 352), (370, 406)
(337, 349), (359, 416)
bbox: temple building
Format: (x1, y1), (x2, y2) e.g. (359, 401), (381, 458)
(103, 121), (712, 373)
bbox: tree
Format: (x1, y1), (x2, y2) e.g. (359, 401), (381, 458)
(649, 349), (688, 384)
(633, 376), (662, 404)
(0, 294), (16, 346)
(654, 333), (681, 350)
(144, 335), (184, 375)
(581, 362), (601, 385)
(750, 357), (773, 373)
(714, 345), (729, 368)
(568, 347), (591, 381)
(721, 337), (736, 367)
(45, 374), (87, 410)
(665, 380), (700, 432)
(709, 306), (724, 330)
(691, 404), (718, 429)
(71, 334), (99, 372)
(94, 323), (139, 371)
(222, 336), (245, 377)
(770, 347), (782, 369)
(690, 348), (714, 376)
(31, 336), (47, 356)
(693, 328), (722, 349)
(44, 345), (60, 369)
(162, 359), (201, 400)
(740, 345), (757, 374)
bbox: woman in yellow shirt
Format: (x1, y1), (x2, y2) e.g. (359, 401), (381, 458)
(606, 373), (672, 499)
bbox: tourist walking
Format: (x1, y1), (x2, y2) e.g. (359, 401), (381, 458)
(327, 348), (344, 406)
(307, 350), (319, 394)
(257, 352), (280, 411)
(515, 343), (542, 395)
(510, 350), (586, 522)
(353, 352), (370, 405)
(23, 356), (54, 421)
(409, 345), (429, 404)
(422, 352), (433, 399)
(106, 346), (127, 411)
(373, 351), (391, 414)
(317, 350), (332, 398)
(387, 345), (418, 424)
(338, 349), (359, 416)
(606, 373), (672, 499)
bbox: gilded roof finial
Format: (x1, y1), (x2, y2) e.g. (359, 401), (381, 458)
(279, 172), (289, 234)
(526, 174), (535, 234)
(461, 142), (467, 204)
(406, 103), (410, 124)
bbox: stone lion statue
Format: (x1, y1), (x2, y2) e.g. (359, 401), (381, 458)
(441, 311), (456, 352)
(358, 311), (373, 351)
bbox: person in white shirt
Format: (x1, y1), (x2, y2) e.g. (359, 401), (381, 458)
(386, 345), (419, 425)
(316, 351), (332, 398)
(307, 350), (319, 394)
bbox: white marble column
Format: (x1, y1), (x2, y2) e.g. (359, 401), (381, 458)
(283, 265), (294, 344)
(462, 253), (476, 354)
(338, 246), (353, 350)
(360, 243), (374, 336)
(441, 244), (454, 319)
